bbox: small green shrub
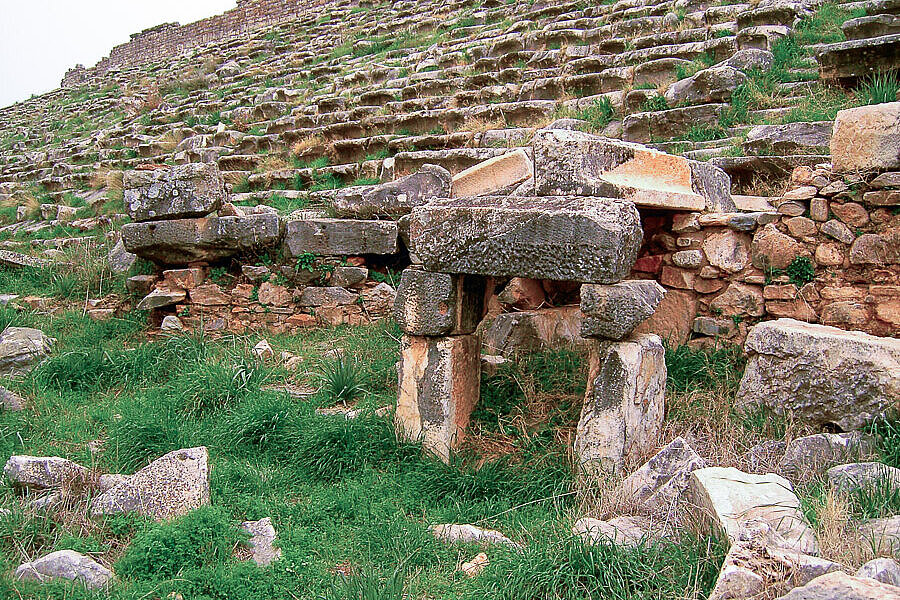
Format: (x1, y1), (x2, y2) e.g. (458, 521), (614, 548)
(665, 342), (746, 394)
(319, 357), (366, 405)
(641, 96), (669, 112)
(786, 256), (815, 287)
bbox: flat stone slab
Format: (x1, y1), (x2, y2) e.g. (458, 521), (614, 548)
(533, 130), (734, 212)
(16, 550), (114, 590)
(0, 327), (55, 377)
(451, 149), (533, 198)
(816, 33), (900, 82)
(333, 164), (450, 218)
(283, 218), (398, 257)
(122, 214), (282, 265)
(124, 163), (225, 222)
(409, 195), (642, 283)
(0, 251), (53, 269)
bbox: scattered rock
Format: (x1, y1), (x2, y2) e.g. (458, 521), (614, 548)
(160, 315), (185, 332)
(579, 280), (666, 340)
(856, 558), (900, 587)
(432, 524), (520, 548)
(776, 571), (900, 599)
(573, 516), (660, 548)
(252, 339), (274, 361)
(459, 552), (489, 577)
(621, 437), (706, 511)
(780, 432), (876, 480)
(827, 461), (900, 494)
(482, 307), (583, 356)
(240, 517), (281, 567)
(334, 164), (451, 218)
(15, 550), (114, 590)
(497, 277), (546, 311)
(0, 327), (54, 377)
(4, 455), (88, 490)
(0, 386), (25, 411)
(136, 288), (187, 311)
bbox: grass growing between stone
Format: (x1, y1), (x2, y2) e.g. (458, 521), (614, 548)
(0, 302), (748, 599)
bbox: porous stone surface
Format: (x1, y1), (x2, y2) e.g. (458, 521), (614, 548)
(573, 516), (658, 548)
(621, 437), (706, 511)
(15, 550), (114, 590)
(4, 455), (88, 489)
(580, 280), (666, 340)
(284, 218), (398, 257)
(780, 432), (876, 480)
(482, 307), (583, 356)
(831, 101), (900, 173)
(432, 524), (519, 548)
(409, 195), (642, 283)
(122, 214), (282, 264)
(0, 327), (54, 377)
(736, 319), (900, 431)
(688, 467), (818, 554)
(123, 163), (225, 222)
(394, 268), (486, 336)
(533, 130), (735, 212)
(91, 446), (210, 521)
(333, 164), (451, 218)
(665, 65), (747, 106)
(860, 515), (900, 555)
(826, 461), (900, 493)
(776, 571), (900, 599)
(0, 386), (25, 410)
(395, 335), (481, 463)
(575, 334), (666, 475)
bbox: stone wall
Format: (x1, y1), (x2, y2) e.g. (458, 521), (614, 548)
(61, 0), (337, 87)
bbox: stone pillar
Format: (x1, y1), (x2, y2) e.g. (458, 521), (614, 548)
(574, 333), (667, 476)
(393, 268), (486, 462)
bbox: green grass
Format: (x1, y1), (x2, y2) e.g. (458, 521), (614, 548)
(664, 342), (746, 394)
(856, 71), (900, 105)
(796, 3), (866, 45)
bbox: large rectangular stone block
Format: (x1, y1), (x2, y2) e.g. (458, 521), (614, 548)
(395, 335), (481, 463)
(409, 195), (642, 283)
(831, 102), (900, 173)
(534, 129), (735, 212)
(394, 269), (486, 336)
(574, 334), (666, 475)
(124, 163), (225, 222)
(581, 280), (666, 340)
(283, 218), (398, 257)
(451, 149), (533, 198)
(121, 214), (282, 265)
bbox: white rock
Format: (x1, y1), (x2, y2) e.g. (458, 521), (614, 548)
(3, 455), (88, 490)
(621, 436), (705, 511)
(856, 558), (900, 587)
(252, 339), (274, 361)
(573, 516), (658, 548)
(16, 550), (114, 589)
(432, 524), (520, 548)
(240, 517), (281, 567)
(776, 571), (900, 599)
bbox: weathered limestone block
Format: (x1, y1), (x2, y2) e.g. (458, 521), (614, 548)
(451, 149), (533, 198)
(573, 516), (660, 548)
(860, 515), (900, 555)
(856, 558), (900, 586)
(135, 288), (187, 311)
(736, 319), (900, 431)
(817, 33), (900, 83)
(122, 214), (282, 265)
(777, 572), (900, 599)
(482, 307), (583, 356)
(623, 104), (729, 146)
(124, 163), (225, 222)
(743, 122), (833, 155)
(827, 462), (900, 493)
(4, 455), (88, 490)
(333, 164), (451, 218)
(665, 65), (747, 106)
(781, 432), (876, 480)
(394, 269), (486, 336)
(91, 447), (210, 521)
(0, 327), (54, 377)
(580, 280), (666, 340)
(574, 334), (666, 475)
(395, 335), (481, 463)
(15, 550), (114, 590)
(497, 278), (546, 310)
(284, 218), (398, 257)
(831, 101), (900, 173)
(409, 196), (642, 283)
(621, 437), (706, 511)
(432, 524), (519, 548)
(688, 467), (818, 554)
(533, 130), (735, 212)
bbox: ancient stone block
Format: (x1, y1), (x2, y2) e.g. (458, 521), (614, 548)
(395, 335), (481, 463)
(533, 130), (735, 212)
(817, 34), (900, 83)
(283, 218), (398, 257)
(831, 101), (900, 173)
(580, 280), (666, 340)
(777, 572), (900, 599)
(665, 65), (746, 106)
(736, 319), (900, 431)
(574, 334), (666, 475)
(451, 149), (533, 198)
(394, 269), (486, 336)
(409, 196), (642, 283)
(0, 327), (55, 377)
(333, 164), (451, 218)
(482, 307), (583, 356)
(15, 550), (114, 590)
(621, 437), (705, 510)
(124, 163), (225, 222)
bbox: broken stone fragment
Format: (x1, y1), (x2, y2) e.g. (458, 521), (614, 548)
(15, 550), (114, 590)
(459, 552), (489, 577)
(333, 164), (451, 218)
(0, 327), (54, 377)
(665, 65), (746, 106)
(621, 436), (705, 511)
(4, 455), (88, 490)
(856, 558), (900, 587)
(240, 517), (281, 567)
(393, 268), (486, 336)
(283, 218), (398, 257)
(91, 446), (210, 521)
(776, 571), (900, 599)
(580, 280), (666, 340)
(252, 339), (275, 361)
(0, 386), (25, 411)
(432, 524), (520, 548)
(124, 163), (225, 222)
(532, 129), (735, 212)
(298, 286), (357, 307)
(574, 334), (666, 475)
(136, 288), (187, 311)
(451, 149), (534, 198)
(780, 432), (876, 480)
(395, 335), (480, 463)
(482, 307), (583, 357)
(409, 195), (642, 283)
(687, 466), (818, 555)
(736, 319), (900, 431)
(830, 101), (900, 173)
(827, 462), (900, 494)
(573, 516), (660, 548)
(497, 277), (546, 311)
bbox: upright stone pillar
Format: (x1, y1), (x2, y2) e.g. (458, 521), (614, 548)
(393, 268), (486, 462)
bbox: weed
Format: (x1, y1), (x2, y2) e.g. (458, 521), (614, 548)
(856, 71), (900, 106)
(319, 357), (366, 406)
(785, 256), (815, 287)
(665, 342), (746, 394)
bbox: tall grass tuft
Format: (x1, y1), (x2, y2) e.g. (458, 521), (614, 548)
(856, 71), (900, 105)
(319, 357), (367, 406)
(664, 342), (746, 394)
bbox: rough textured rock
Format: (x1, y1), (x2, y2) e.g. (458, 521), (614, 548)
(135, 288), (186, 311)
(580, 280), (666, 340)
(831, 101), (900, 173)
(781, 432), (876, 480)
(573, 516), (659, 548)
(452, 149), (533, 198)
(533, 130), (735, 212)
(284, 218), (398, 257)
(409, 195), (642, 283)
(394, 269), (486, 336)
(702, 230), (751, 274)
(240, 517), (281, 567)
(395, 335), (480, 463)
(860, 515), (900, 555)
(482, 307), (582, 356)
(856, 558), (900, 586)
(827, 462), (900, 494)
(108, 238), (137, 274)
(122, 214), (282, 264)
(124, 163), (225, 222)
(333, 164), (450, 218)
(776, 571), (900, 599)
(743, 122), (832, 155)
(15, 550), (114, 590)
(91, 447), (210, 521)
(0, 327), (54, 377)
(575, 334), (666, 475)
(736, 319), (900, 431)
(432, 524), (519, 548)
(724, 49), (775, 72)
(665, 65), (747, 106)
(688, 467), (818, 554)
(0, 386), (25, 411)
(497, 278), (547, 310)
(4, 455), (88, 489)
(621, 437), (706, 511)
